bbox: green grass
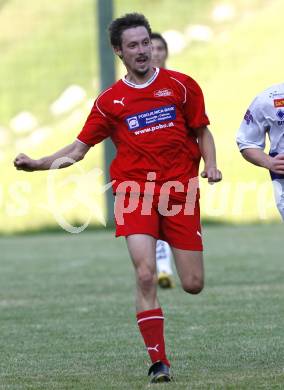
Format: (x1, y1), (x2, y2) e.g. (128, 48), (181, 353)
(0, 225), (283, 389)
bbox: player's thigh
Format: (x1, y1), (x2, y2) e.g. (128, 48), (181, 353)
(171, 248), (204, 293)
(126, 234), (157, 273)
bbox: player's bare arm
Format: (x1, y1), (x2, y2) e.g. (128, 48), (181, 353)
(14, 140), (90, 172)
(194, 126), (222, 183)
(241, 148), (284, 175)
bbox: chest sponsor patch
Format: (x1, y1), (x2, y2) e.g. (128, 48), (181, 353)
(274, 98), (284, 108)
(125, 105), (176, 131)
(154, 88), (173, 97)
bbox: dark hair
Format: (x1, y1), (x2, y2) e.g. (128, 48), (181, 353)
(109, 13), (152, 48)
(151, 32), (168, 55)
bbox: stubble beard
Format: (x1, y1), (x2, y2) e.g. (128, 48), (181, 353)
(134, 66), (150, 76)
(123, 54), (152, 80)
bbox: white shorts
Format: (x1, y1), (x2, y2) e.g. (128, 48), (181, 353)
(272, 179), (284, 220)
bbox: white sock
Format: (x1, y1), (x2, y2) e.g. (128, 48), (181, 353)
(156, 240), (173, 275)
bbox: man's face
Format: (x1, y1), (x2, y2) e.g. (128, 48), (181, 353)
(115, 26), (152, 76)
(151, 38), (167, 68)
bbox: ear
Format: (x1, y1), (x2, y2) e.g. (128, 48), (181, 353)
(113, 46), (123, 59)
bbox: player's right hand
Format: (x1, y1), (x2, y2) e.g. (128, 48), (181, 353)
(269, 154), (284, 175)
(14, 153), (38, 172)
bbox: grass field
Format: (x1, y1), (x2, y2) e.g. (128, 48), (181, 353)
(0, 224), (283, 389)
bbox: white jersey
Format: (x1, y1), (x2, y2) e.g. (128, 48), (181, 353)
(236, 83), (284, 154)
(237, 83), (284, 220)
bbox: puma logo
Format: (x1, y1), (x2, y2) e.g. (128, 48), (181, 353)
(113, 97), (125, 106)
(147, 344), (159, 352)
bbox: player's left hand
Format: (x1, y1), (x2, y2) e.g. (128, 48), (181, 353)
(200, 166), (222, 184)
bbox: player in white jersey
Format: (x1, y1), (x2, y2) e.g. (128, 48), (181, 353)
(236, 83), (284, 219)
(151, 33), (174, 288)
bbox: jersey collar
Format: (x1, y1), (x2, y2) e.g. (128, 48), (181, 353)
(122, 68), (159, 89)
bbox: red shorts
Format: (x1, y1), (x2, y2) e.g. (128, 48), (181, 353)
(114, 193), (202, 251)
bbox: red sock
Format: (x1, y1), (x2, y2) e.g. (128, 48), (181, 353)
(136, 307), (170, 367)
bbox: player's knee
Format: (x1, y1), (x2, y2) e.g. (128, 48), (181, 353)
(137, 267), (156, 290)
(182, 277), (204, 294)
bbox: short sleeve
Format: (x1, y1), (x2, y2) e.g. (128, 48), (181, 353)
(236, 97), (267, 151)
(184, 77), (210, 129)
(77, 100), (112, 146)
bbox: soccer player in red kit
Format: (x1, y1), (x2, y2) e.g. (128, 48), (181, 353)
(14, 13), (222, 383)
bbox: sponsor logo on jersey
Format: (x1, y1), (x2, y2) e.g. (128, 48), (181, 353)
(274, 98), (284, 108)
(276, 109), (284, 125)
(276, 109), (284, 119)
(269, 91), (284, 98)
(154, 88), (173, 97)
(244, 109), (253, 125)
(126, 116), (139, 130)
(125, 105), (176, 131)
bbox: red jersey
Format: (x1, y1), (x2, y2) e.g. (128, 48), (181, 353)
(77, 68), (209, 194)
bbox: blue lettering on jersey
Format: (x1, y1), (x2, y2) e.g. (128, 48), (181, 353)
(125, 105), (176, 131)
